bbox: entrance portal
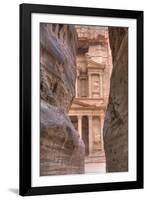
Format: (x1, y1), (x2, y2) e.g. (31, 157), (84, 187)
(70, 116), (78, 130)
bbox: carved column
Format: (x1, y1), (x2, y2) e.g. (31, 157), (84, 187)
(88, 73), (92, 98)
(78, 116), (82, 139)
(88, 115), (93, 154)
(76, 70), (79, 98)
(100, 114), (104, 150)
(75, 78), (78, 97)
(100, 73), (103, 98)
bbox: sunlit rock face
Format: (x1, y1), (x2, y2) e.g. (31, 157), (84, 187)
(104, 27), (128, 172)
(69, 26), (112, 164)
(40, 23), (85, 176)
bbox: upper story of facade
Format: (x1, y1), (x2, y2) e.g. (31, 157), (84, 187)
(71, 25), (112, 112)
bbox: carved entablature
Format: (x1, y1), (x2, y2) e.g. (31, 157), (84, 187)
(76, 25), (108, 52)
(76, 25), (108, 44)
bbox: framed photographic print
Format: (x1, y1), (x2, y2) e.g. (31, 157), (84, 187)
(19, 3), (144, 196)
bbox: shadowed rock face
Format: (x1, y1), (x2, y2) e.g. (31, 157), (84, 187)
(40, 23), (85, 176)
(104, 27), (128, 172)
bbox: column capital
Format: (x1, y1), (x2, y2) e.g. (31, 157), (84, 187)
(78, 115), (82, 119)
(88, 115), (93, 120)
(100, 113), (105, 119)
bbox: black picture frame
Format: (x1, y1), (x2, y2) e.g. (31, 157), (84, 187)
(19, 3), (144, 196)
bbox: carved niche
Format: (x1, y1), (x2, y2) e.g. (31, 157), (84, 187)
(91, 74), (100, 98)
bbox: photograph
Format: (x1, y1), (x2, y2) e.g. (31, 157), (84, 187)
(40, 23), (128, 176)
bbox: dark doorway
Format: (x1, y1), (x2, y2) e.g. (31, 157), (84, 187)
(82, 116), (89, 155)
(70, 116), (78, 131)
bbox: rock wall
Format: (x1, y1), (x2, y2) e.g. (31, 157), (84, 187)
(103, 27), (128, 172)
(40, 23), (85, 176)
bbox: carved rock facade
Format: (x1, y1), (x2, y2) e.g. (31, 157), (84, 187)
(104, 28), (128, 172)
(69, 26), (112, 172)
(40, 24), (85, 176)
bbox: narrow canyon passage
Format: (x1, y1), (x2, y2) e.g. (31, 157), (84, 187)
(68, 25), (112, 174)
(40, 23), (128, 176)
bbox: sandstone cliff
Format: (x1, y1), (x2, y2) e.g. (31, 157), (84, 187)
(104, 27), (128, 172)
(40, 23), (85, 175)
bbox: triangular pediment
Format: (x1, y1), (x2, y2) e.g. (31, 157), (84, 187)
(71, 100), (98, 109)
(71, 102), (85, 108)
(87, 59), (105, 69)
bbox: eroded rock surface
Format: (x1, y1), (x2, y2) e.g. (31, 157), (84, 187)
(104, 27), (128, 172)
(40, 23), (85, 176)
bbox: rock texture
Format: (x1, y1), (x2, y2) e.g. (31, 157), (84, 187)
(69, 26), (112, 154)
(103, 27), (128, 172)
(40, 23), (85, 176)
